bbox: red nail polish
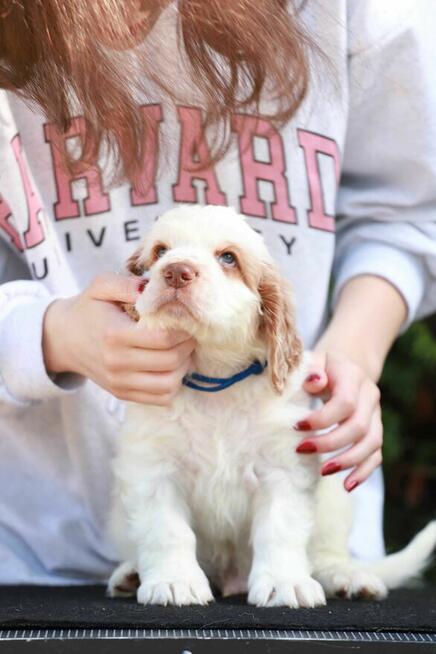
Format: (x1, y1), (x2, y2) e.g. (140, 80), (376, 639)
(137, 279), (147, 293)
(306, 374), (321, 384)
(296, 441), (317, 454)
(346, 480), (359, 493)
(294, 420), (312, 431)
(321, 462), (342, 476)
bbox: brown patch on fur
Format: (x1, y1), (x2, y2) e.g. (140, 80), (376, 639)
(124, 243), (147, 320)
(335, 588), (347, 599)
(258, 263), (303, 393)
(218, 244), (261, 290)
(356, 587), (377, 601)
(127, 240), (167, 276)
(126, 245), (146, 276)
(115, 571), (140, 594)
(123, 302), (140, 322)
(214, 245), (243, 282)
(214, 243), (302, 391)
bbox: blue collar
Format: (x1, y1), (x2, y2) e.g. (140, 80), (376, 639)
(183, 360), (267, 393)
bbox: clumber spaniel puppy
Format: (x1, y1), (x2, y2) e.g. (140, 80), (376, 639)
(108, 205), (435, 608)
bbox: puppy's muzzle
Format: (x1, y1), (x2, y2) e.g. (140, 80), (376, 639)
(163, 262), (199, 289)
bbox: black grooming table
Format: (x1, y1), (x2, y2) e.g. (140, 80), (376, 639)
(1, 585), (435, 653)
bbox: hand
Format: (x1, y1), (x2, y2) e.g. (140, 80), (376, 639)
(43, 273), (196, 406)
(295, 351), (383, 492)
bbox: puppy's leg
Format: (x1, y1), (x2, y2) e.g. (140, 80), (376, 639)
(248, 478), (326, 608)
(311, 476), (387, 600)
(125, 475), (213, 606)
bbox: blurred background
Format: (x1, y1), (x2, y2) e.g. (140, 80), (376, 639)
(381, 313), (436, 582)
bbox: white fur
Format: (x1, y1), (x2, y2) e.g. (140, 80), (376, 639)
(108, 205), (435, 607)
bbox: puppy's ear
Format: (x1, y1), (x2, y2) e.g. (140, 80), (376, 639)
(123, 245), (145, 322)
(126, 245), (145, 276)
(258, 263), (303, 393)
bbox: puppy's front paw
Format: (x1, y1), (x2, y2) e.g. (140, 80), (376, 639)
(137, 568), (213, 606)
(248, 574), (326, 608)
(315, 565), (387, 600)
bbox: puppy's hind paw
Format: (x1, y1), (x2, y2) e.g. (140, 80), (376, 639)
(107, 561), (140, 598)
(248, 574), (326, 609)
(315, 565), (388, 601)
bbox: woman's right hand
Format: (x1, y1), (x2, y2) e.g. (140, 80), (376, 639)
(42, 273), (196, 406)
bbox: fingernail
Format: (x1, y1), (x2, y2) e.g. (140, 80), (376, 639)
(294, 420), (312, 431)
(306, 374), (321, 384)
(137, 279), (147, 293)
(346, 480), (359, 493)
(321, 462), (342, 476)
(296, 441), (317, 454)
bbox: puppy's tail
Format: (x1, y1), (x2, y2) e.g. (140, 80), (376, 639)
(364, 521), (436, 589)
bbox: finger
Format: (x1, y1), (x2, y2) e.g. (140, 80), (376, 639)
(320, 411), (383, 475)
(303, 369), (329, 395)
(296, 375), (379, 432)
(111, 365), (189, 397)
(88, 272), (141, 304)
(118, 391), (175, 407)
(295, 383), (360, 432)
(123, 326), (195, 350)
(296, 385), (380, 454)
(343, 449), (383, 493)
(105, 339), (195, 373)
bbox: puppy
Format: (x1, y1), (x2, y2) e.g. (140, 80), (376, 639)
(108, 205), (436, 607)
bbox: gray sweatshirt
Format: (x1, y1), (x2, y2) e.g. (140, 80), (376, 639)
(0, 0), (435, 584)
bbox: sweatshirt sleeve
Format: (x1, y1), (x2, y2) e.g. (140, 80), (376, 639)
(0, 89), (85, 406)
(0, 239), (85, 406)
(332, 1), (436, 327)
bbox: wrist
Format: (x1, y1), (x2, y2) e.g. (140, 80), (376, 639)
(316, 276), (406, 382)
(42, 298), (75, 374)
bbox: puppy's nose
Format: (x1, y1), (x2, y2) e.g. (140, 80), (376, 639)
(163, 262), (198, 288)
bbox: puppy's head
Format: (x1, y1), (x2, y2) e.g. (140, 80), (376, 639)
(127, 205), (302, 392)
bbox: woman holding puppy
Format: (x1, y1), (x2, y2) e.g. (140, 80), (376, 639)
(0, 0), (435, 585)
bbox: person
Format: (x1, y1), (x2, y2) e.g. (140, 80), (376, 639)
(0, 0), (435, 585)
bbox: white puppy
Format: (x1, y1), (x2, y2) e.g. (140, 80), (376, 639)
(108, 205), (435, 608)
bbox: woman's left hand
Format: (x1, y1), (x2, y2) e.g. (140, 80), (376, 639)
(295, 351), (383, 492)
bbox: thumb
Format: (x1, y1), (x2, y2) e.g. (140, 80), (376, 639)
(303, 368), (329, 394)
(88, 272), (141, 304)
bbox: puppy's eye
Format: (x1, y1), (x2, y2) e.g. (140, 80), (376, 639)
(218, 252), (237, 268)
(155, 246), (168, 259)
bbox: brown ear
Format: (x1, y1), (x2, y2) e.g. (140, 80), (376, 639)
(126, 245), (145, 276)
(258, 263), (303, 393)
(123, 245), (145, 322)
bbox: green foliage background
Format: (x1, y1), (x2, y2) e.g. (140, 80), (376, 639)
(380, 315), (436, 582)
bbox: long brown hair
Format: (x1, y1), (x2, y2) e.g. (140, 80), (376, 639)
(0, 0), (311, 184)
